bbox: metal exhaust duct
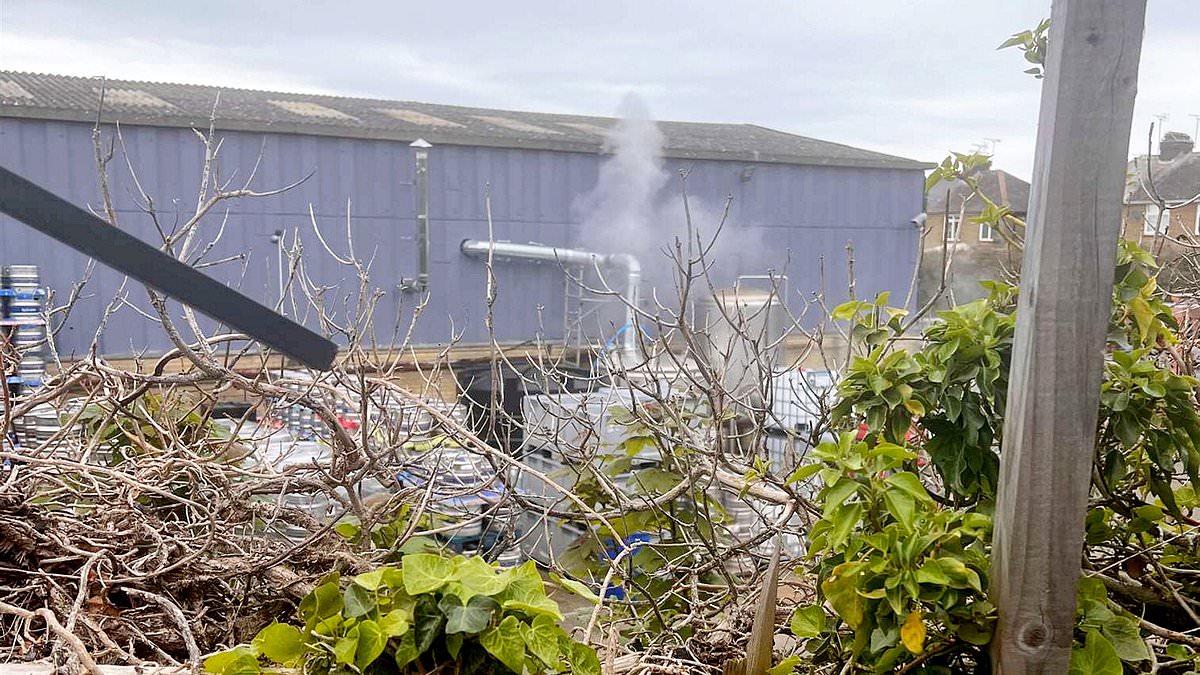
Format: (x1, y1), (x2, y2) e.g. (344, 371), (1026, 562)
(401, 139), (432, 292)
(459, 240), (642, 362)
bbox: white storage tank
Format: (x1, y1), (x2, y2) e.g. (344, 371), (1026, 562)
(692, 278), (789, 407)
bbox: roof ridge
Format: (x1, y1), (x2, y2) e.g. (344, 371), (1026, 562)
(5, 69), (679, 128)
(0, 70), (932, 170)
(744, 122), (935, 163)
(991, 168), (1031, 186)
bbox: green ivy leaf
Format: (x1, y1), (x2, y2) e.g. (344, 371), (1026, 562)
(333, 521), (361, 541)
(480, 616), (527, 674)
(1077, 576), (1108, 606)
(1098, 613), (1150, 663)
(353, 567), (387, 591)
(520, 615), (564, 667)
(402, 553), (456, 595)
(439, 594), (500, 634)
(202, 646), (261, 675)
(252, 623), (303, 665)
(498, 561), (563, 620)
(413, 594), (445, 655)
(452, 555), (511, 601)
(399, 535), (440, 556)
(333, 626), (358, 666)
(550, 572), (600, 605)
(354, 619), (386, 670)
(446, 633), (464, 659)
(1164, 643), (1192, 660)
(1069, 630), (1122, 675)
(393, 631), (419, 669)
(343, 583), (376, 618)
(789, 605), (827, 638)
(378, 608), (411, 637)
(298, 578), (343, 627)
(567, 641), (602, 675)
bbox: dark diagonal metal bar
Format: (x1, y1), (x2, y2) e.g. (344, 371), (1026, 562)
(0, 166), (337, 370)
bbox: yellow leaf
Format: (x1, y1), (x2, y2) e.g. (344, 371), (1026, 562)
(900, 610), (926, 654)
(1127, 297), (1153, 344)
(903, 398), (926, 416)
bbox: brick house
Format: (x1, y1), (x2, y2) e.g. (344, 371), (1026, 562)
(1123, 132), (1200, 247)
(919, 165), (1031, 308)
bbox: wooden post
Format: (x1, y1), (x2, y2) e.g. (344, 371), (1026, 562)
(990, 2), (1146, 673)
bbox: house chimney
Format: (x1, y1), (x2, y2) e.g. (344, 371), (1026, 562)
(1160, 131), (1195, 161)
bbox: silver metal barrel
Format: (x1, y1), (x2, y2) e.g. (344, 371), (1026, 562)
(2, 265), (39, 290)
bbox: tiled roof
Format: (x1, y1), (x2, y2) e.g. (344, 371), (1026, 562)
(1127, 153), (1200, 204)
(926, 168), (1031, 215)
(0, 71), (930, 170)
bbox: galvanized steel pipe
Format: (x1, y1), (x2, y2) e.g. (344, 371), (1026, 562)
(459, 239), (642, 361)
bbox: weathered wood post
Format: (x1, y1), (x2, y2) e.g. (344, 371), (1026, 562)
(990, 2), (1146, 673)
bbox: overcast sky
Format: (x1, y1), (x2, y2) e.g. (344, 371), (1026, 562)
(1, 0), (1197, 179)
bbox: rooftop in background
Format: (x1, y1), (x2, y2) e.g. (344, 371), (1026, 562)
(925, 165), (1031, 216)
(0, 71), (930, 171)
(1127, 132), (1199, 204)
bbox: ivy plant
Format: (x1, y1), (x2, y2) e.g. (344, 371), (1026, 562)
(203, 553), (600, 675)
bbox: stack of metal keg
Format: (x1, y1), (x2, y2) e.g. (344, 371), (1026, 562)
(372, 398), (467, 438)
(3, 265), (47, 385)
(275, 381), (358, 440)
(2, 265), (58, 449)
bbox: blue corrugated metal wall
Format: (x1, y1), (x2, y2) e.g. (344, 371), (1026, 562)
(0, 117), (923, 357)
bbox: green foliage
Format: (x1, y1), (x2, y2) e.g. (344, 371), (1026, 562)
(72, 391), (233, 465)
(203, 553), (596, 674)
(999, 17), (1050, 79)
(1111, 240), (1178, 349)
(790, 433), (994, 670)
(1075, 578), (1150, 667)
(560, 400), (733, 641)
(924, 152), (1027, 250)
(333, 503), (441, 562)
(924, 151), (996, 194)
(1069, 629), (1123, 675)
(832, 286), (1017, 503)
(793, 237), (1200, 672)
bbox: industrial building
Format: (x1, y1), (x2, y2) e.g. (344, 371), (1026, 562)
(0, 71), (928, 358)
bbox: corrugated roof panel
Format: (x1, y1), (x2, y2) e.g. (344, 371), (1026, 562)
(376, 108), (463, 128)
(556, 121), (609, 136)
(472, 115), (562, 135)
(98, 87), (177, 110)
(268, 99), (358, 120)
(0, 79), (34, 100)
